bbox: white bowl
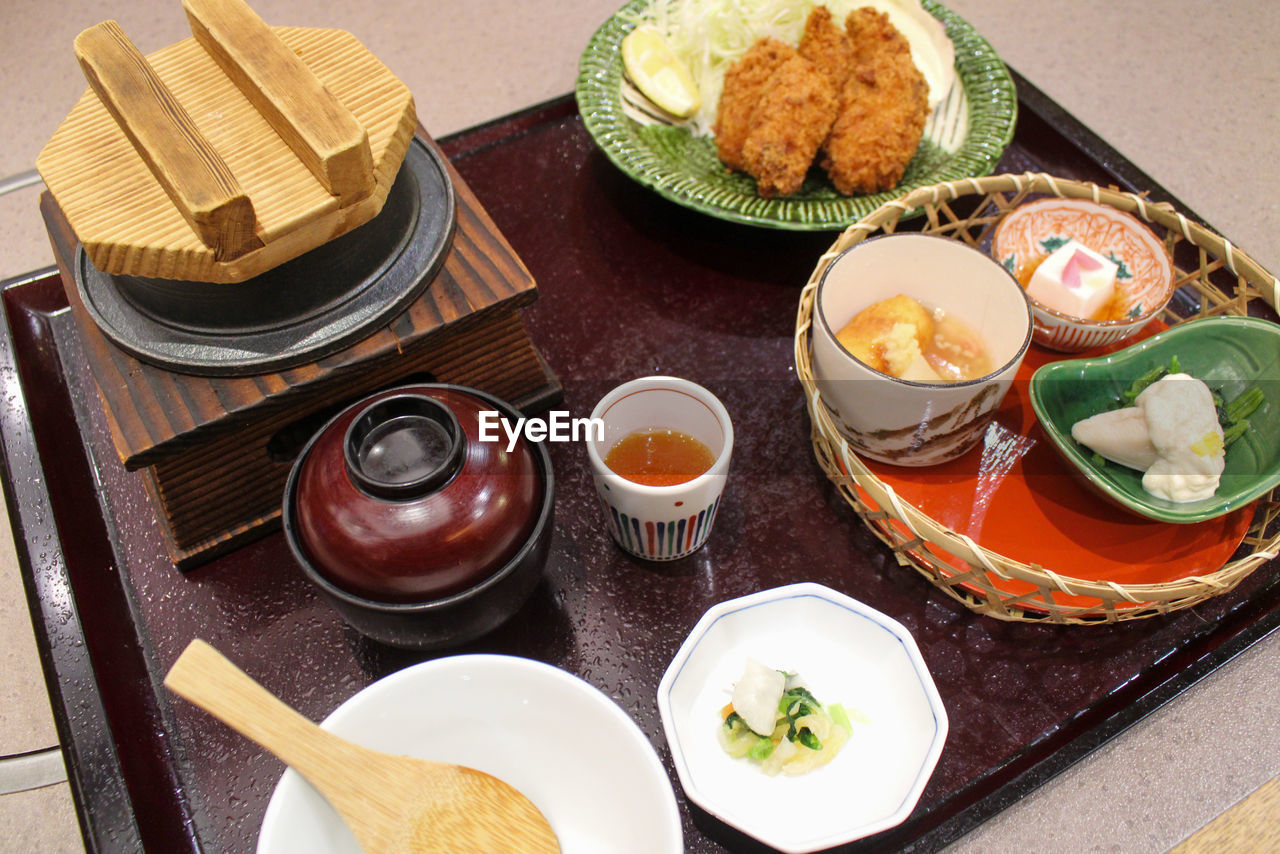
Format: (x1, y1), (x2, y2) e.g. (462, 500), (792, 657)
(258, 654), (682, 854)
(810, 233), (1032, 466)
(657, 583), (947, 854)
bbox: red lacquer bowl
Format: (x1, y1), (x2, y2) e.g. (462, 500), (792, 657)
(284, 384), (553, 648)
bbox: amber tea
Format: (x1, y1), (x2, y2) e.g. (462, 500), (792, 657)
(604, 428), (716, 487)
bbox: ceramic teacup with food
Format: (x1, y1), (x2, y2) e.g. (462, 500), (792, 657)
(811, 233), (1032, 466)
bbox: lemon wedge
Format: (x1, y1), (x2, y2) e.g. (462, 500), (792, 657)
(621, 25), (701, 119)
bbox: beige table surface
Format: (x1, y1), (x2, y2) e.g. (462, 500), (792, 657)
(1, 1), (1277, 851)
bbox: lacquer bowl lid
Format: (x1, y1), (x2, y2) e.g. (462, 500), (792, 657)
(286, 385), (543, 602)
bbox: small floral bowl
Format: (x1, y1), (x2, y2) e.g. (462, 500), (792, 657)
(993, 197), (1174, 352)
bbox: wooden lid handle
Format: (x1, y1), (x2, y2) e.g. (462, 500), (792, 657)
(75, 20), (263, 261)
(184, 0), (375, 205)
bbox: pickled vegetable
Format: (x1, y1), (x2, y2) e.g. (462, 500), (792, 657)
(718, 662), (855, 776)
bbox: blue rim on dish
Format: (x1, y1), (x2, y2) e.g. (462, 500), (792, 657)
(575, 0), (1017, 230)
(1029, 316), (1280, 524)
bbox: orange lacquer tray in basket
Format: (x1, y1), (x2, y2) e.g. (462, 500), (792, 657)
(861, 326), (1253, 612)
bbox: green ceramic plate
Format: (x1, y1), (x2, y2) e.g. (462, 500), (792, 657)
(1030, 316), (1280, 523)
(575, 0), (1017, 230)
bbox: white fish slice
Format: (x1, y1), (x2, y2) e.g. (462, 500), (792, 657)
(1070, 406), (1159, 471)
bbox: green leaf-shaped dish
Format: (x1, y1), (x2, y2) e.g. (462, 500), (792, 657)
(575, 0), (1017, 230)
(1030, 316), (1280, 523)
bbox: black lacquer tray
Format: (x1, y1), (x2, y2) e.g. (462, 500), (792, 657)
(4, 70), (1279, 853)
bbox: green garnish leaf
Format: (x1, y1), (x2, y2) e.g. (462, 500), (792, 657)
(796, 728), (821, 751)
(747, 737), (775, 760)
(1122, 364), (1168, 401)
(784, 686), (820, 707)
(1222, 420), (1251, 446)
(1217, 387), (1264, 446)
(1225, 387), (1264, 424)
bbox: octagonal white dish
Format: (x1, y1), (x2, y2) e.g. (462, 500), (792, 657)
(258, 654), (681, 853)
(657, 583), (947, 853)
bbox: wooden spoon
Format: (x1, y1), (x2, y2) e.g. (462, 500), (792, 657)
(164, 639), (559, 853)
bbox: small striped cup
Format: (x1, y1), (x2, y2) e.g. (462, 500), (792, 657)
(587, 377), (733, 561)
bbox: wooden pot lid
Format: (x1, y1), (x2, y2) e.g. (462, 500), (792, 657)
(36, 0), (417, 283)
(71, 138), (456, 377)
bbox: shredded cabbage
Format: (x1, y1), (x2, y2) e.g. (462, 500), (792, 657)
(624, 0), (818, 135)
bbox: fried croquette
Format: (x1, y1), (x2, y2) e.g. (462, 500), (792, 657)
(713, 38), (797, 172)
(819, 8), (930, 195)
(741, 55), (838, 197)
(797, 6), (855, 91)
(712, 7), (930, 197)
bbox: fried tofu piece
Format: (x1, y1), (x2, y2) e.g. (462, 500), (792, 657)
(713, 38), (797, 172)
(798, 6), (855, 91)
(820, 8), (930, 195)
(836, 294), (935, 374)
(741, 55), (838, 198)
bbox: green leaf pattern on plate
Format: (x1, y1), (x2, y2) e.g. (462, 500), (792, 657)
(1107, 252), (1133, 280)
(1039, 235), (1071, 254)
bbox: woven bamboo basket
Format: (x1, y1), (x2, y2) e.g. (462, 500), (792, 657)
(794, 172), (1280, 624)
